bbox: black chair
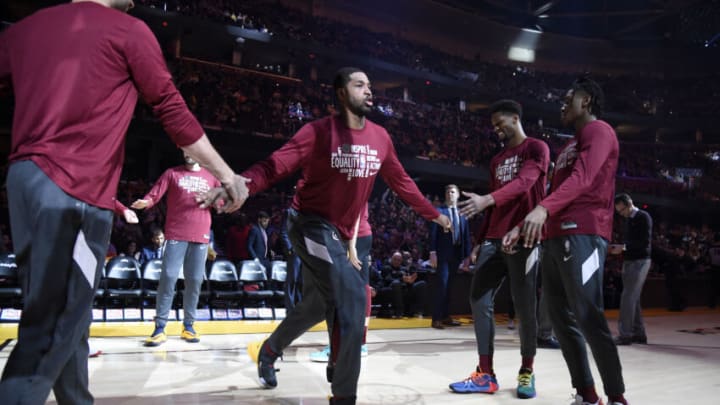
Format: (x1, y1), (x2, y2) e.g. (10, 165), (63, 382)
(0, 253), (23, 319)
(103, 256), (143, 321)
(238, 260), (274, 319)
(269, 261), (287, 317)
(141, 259), (163, 321)
(206, 259), (243, 320)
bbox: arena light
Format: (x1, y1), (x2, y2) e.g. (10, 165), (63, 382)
(509, 26), (541, 63)
(508, 47), (535, 63)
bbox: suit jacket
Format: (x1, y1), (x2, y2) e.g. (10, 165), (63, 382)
(430, 205), (471, 261)
(247, 224), (268, 260)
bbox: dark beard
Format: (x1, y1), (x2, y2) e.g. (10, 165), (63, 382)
(347, 100), (371, 117)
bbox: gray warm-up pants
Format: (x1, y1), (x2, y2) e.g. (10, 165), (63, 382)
(154, 240), (208, 328)
(0, 160), (112, 405)
(542, 234), (625, 396)
(470, 239), (539, 359)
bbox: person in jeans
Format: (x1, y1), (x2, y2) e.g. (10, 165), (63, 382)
(133, 153), (220, 346)
(610, 193), (652, 345)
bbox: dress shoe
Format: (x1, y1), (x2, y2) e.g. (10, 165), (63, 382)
(431, 320), (445, 329)
(631, 335), (647, 344)
(613, 335), (632, 345)
(442, 318), (461, 327)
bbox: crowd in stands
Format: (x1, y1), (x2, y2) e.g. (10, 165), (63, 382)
(136, 0), (720, 119)
(136, 58), (720, 200)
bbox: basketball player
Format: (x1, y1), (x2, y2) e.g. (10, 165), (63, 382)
(199, 67), (450, 405)
(0, 1), (248, 403)
(503, 77), (629, 405)
(450, 99), (550, 399)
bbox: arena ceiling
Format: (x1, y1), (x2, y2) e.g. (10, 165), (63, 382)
(433, 0), (720, 48)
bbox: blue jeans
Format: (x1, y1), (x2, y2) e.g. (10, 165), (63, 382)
(155, 240), (208, 328)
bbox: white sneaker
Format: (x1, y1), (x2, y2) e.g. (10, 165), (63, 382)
(570, 394), (603, 405)
(88, 341), (102, 358)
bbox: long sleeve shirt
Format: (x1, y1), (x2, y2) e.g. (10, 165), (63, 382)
(541, 120), (619, 241)
(623, 208), (653, 260)
(481, 137), (549, 240)
(241, 115), (439, 240)
(142, 166), (220, 243)
(0, 2), (203, 210)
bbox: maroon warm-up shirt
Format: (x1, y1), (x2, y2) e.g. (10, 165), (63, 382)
(479, 137), (550, 240)
(541, 120), (619, 241)
(0, 2), (203, 210)
(242, 115), (439, 240)
(142, 166), (220, 244)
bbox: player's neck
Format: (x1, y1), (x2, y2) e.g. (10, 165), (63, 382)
(186, 163), (201, 172)
(505, 129), (527, 148)
(341, 110), (366, 130)
(574, 114), (597, 133)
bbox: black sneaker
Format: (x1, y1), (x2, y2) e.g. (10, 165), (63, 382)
(537, 336), (561, 349)
(631, 335), (647, 344)
(248, 339), (280, 388)
(329, 395), (357, 404)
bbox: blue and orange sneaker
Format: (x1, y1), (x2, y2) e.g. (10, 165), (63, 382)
(449, 367), (499, 394)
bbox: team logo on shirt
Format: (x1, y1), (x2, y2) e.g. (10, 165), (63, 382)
(331, 144), (381, 181)
(495, 155), (523, 185)
(556, 141), (578, 170)
(179, 175), (212, 194)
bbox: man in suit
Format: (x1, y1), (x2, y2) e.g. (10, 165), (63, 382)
(139, 228), (166, 266)
(248, 211), (271, 276)
(429, 184), (472, 329)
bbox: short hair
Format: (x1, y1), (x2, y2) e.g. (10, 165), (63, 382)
(257, 211), (270, 220)
(445, 184), (459, 192)
(614, 193), (632, 206)
(333, 67), (365, 90)
(571, 75), (605, 116)
(488, 99), (522, 119)
(150, 227), (164, 238)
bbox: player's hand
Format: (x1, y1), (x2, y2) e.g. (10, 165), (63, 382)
(218, 174), (252, 213)
(347, 240), (362, 271)
(470, 244), (481, 264)
(429, 251), (438, 269)
(123, 209), (139, 224)
(130, 199), (149, 209)
(434, 214), (452, 233)
(521, 205), (548, 247)
(502, 226), (521, 254)
(196, 187), (228, 211)
(458, 192), (494, 218)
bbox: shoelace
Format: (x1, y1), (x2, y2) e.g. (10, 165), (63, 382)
(517, 372), (533, 386)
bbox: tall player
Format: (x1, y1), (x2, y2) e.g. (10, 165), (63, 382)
(504, 77), (629, 405)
